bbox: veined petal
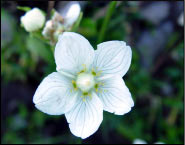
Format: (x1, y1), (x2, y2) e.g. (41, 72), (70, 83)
(65, 92), (103, 139)
(33, 72), (78, 115)
(93, 41), (132, 77)
(98, 75), (134, 115)
(54, 32), (95, 75)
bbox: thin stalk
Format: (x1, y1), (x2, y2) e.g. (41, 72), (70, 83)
(97, 1), (117, 44)
(30, 32), (54, 53)
(47, 1), (55, 20)
(71, 12), (83, 32)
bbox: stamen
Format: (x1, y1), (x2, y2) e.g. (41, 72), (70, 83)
(80, 91), (93, 101)
(99, 82), (104, 86)
(70, 89), (73, 93)
(83, 92), (88, 96)
(94, 81), (105, 93)
(96, 70), (102, 76)
(91, 68), (102, 77)
(72, 80), (78, 91)
(78, 70), (85, 74)
(80, 95), (87, 102)
(89, 93), (92, 100)
(82, 64), (87, 72)
(91, 68), (96, 76)
(95, 88), (98, 92)
(77, 64), (87, 74)
(94, 83), (99, 89)
(83, 98), (86, 102)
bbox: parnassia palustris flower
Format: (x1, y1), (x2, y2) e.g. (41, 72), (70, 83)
(33, 32), (134, 139)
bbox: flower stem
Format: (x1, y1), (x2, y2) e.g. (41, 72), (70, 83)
(71, 12), (83, 32)
(30, 31), (54, 53)
(30, 31), (49, 45)
(97, 1), (117, 44)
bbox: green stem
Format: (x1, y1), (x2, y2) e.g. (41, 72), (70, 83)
(97, 1), (117, 44)
(30, 32), (48, 44)
(71, 12), (83, 32)
(167, 107), (179, 125)
(30, 32), (53, 52)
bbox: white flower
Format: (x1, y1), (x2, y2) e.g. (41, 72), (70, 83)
(59, 1), (81, 29)
(42, 2), (81, 45)
(21, 8), (45, 32)
(42, 20), (53, 38)
(177, 12), (184, 27)
(33, 32), (134, 139)
(133, 139), (147, 144)
(155, 142), (165, 144)
(133, 138), (165, 144)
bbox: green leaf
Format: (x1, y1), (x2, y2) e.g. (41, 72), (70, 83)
(78, 18), (97, 37)
(97, 1), (117, 43)
(17, 6), (31, 12)
(31, 111), (46, 128)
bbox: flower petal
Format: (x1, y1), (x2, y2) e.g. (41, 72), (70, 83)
(65, 92), (103, 139)
(93, 41), (132, 77)
(98, 75), (134, 115)
(54, 32), (95, 75)
(33, 72), (78, 115)
(64, 2), (81, 27)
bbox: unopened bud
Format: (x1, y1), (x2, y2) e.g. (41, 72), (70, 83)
(21, 8), (45, 32)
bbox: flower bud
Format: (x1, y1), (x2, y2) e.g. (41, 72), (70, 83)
(63, 2), (81, 28)
(42, 20), (54, 39)
(42, 11), (65, 45)
(20, 8), (45, 32)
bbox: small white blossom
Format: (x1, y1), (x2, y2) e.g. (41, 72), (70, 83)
(133, 139), (147, 144)
(21, 8), (45, 32)
(177, 12), (184, 27)
(155, 142), (165, 144)
(42, 11), (65, 45)
(33, 32), (134, 139)
(42, 2), (81, 45)
(42, 20), (53, 36)
(133, 138), (165, 144)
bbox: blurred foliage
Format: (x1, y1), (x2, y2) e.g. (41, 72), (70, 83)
(1, 1), (184, 144)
